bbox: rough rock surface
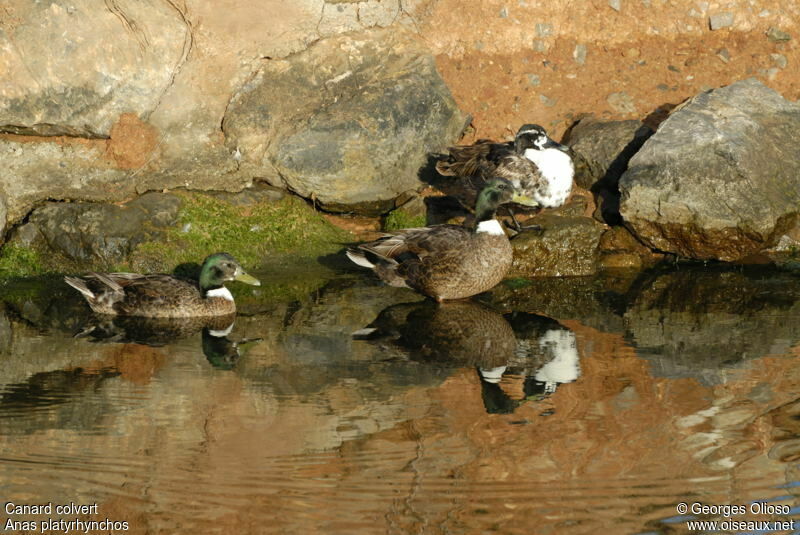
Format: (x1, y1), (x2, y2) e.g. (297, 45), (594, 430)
(223, 28), (466, 214)
(619, 79), (800, 261)
(565, 118), (653, 224)
(0, 0), (190, 138)
(11, 193), (182, 266)
(509, 215), (607, 278)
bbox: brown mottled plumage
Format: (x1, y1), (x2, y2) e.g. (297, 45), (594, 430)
(435, 124), (574, 212)
(64, 253), (260, 317)
(347, 179), (522, 301)
(355, 300), (516, 367)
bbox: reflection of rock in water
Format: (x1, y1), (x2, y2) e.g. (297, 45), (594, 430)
(355, 301), (582, 414)
(624, 267), (800, 384)
(0, 367), (121, 434)
(766, 397), (800, 464)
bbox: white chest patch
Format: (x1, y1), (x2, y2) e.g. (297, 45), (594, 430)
(476, 219), (505, 236)
(208, 322), (235, 337)
(536, 329), (580, 384)
(524, 148), (575, 207)
(206, 287), (234, 301)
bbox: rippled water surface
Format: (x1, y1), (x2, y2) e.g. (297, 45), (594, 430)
(2, 263), (800, 534)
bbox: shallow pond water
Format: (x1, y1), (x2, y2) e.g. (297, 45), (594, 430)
(2, 263), (800, 534)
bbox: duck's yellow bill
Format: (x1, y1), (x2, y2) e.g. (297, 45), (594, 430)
(511, 193), (539, 208)
(235, 271), (261, 286)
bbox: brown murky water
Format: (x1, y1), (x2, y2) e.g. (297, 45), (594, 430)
(2, 264), (800, 534)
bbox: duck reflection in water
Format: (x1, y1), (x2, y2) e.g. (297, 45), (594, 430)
(75, 315), (261, 370)
(353, 300), (581, 413)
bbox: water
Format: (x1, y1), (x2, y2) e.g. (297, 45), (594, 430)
(1, 264), (800, 534)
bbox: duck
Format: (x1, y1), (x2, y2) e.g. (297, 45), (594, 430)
(64, 252), (261, 317)
(435, 124), (574, 226)
(346, 178), (532, 301)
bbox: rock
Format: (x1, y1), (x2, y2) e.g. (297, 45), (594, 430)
(535, 23), (553, 37)
(0, 193), (6, 244)
(607, 92), (637, 115)
(223, 28), (466, 215)
(766, 27), (791, 42)
(0, 0), (189, 138)
(564, 117), (653, 224)
(573, 44), (587, 65)
(619, 79), (800, 261)
(709, 12), (733, 30)
(11, 193), (182, 266)
(598, 226), (663, 270)
(509, 215), (607, 277)
(608, 0), (621, 11)
(771, 54), (788, 69)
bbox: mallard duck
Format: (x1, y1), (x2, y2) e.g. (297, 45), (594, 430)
(435, 124), (574, 221)
(346, 178), (531, 301)
(64, 252), (261, 317)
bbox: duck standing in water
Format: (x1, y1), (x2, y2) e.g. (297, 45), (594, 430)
(435, 124), (574, 228)
(64, 252), (261, 317)
(347, 178), (533, 301)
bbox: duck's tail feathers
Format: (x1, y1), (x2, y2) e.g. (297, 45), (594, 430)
(346, 248), (376, 269)
(64, 276), (95, 301)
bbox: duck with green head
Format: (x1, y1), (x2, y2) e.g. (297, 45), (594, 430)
(64, 252), (261, 317)
(347, 178), (535, 301)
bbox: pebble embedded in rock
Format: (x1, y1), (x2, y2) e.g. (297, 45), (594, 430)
(609, 0), (621, 12)
(766, 27), (791, 42)
(716, 48), (731, 63)
(573, 44), (587, 65)
(770, 54), (788, 69)
(535, 23), (553, 37)
(540, 94), (557, 107)
(527, 74), (541, 86)
(607, 92), (637, 115)
(709, 12), (734, 30)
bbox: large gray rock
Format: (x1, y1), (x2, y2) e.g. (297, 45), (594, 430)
(0, 0), (190, 137)
(11, 193), (181, 266)
(619, 79), (800, 261)
(223, 28), (466, 215)
(565, 118), (653, 224)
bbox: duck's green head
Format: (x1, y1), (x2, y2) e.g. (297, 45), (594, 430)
(475, 178), (536, 221)
(199, 253), (261, 291)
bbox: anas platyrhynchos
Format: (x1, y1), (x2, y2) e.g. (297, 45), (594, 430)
(346, 178), (530, 301)
(64, 252), (261, 317)
(435, 124), (574, 221)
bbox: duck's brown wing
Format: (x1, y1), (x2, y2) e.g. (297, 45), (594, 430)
(101, 273), (202, 315)
(361, 225), (471, 262)
(435, 141), (518, 208)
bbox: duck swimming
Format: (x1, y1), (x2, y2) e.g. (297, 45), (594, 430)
(64, 252), (260, 317)
(435, 124), (574, 224)
(346, 178), (532, 301)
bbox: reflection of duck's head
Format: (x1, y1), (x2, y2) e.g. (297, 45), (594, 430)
(354, 300), (516, 369)
(201, 325), (261, 370)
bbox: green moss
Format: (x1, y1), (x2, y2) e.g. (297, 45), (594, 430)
(127, 192), (352, 273)
(0, 244), (47, 278)
(383, 209), (426, 231)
